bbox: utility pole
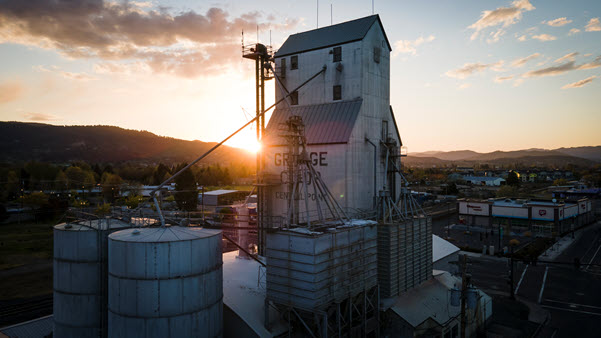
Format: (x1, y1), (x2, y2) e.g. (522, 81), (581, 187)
(460, 254), (469, 338)
(509, 245), (515, 299)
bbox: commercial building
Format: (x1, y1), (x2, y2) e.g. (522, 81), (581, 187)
(458, 198), (594, 235)
(462, 176), (505, 186)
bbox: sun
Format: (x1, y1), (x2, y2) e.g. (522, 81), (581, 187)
(246, 139), (262, 154)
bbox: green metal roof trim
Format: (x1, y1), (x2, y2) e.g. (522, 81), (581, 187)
(274, 15), (391, 58)
(265, 98), (363, 146)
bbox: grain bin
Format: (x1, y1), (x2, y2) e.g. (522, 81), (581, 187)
(53, 218), (130, 338)
(107, 226), (222, 338)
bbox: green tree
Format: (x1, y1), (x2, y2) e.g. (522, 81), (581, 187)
(65, 166), (86, 189)
(174, 163), (198, 211)
(125, 195), (144, 209)
(3, 170), (19, 201)
(22, 191), (49, 207)
(553, 178), (568, 186)
(153, 163), (171, 185)
(101, 173), (123, 202)
(55, 170), (68, 191)
(446, 182), (459, 195)
(506, 171), (520, 187)
(496, 185), (518, 198)
(95, 203), (111, 216)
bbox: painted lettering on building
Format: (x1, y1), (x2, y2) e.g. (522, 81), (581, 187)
(467, 204), (483, 212)
(274, 152), (328, 167)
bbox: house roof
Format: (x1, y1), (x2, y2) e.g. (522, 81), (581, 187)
(274, 15), (391, 58)
(389, 272), (461, 327)
(202, 189), (240, 196)
(264, 98), (363, 145)
(463, 176), (505, 182)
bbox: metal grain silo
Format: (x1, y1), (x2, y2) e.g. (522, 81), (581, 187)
(53, 218), (130, 338)
(107, 226), (222, 338)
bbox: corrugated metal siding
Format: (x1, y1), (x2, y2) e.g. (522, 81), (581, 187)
(275, 15), (384, 57)
(264, 99), (362, 145)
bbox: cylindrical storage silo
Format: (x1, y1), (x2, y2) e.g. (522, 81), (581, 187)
(108, 226), (222, 338)
(53, 219), (130, 338)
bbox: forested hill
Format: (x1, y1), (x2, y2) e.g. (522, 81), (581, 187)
(0, 122), (255, 166)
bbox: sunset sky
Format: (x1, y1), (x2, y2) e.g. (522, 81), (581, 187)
(0, 0), (599, 153)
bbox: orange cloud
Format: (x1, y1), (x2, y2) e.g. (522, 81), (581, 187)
(0, 80), (23, 103)
(0, 1), (298, 78)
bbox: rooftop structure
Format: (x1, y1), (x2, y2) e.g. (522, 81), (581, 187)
(274, 15), (391, 57)
(383, 271), (492, 337)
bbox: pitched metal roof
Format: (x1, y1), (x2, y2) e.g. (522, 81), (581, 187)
(264, 99), (363, 146)
(0, 315), (53, 338)
(274, 15), (391, 58)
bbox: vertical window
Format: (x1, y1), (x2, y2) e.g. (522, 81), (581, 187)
(280, 58), (286, 78)
(291, 55), (298, 70)
(333, 85), (341, 100)
(333, 46), (342, 62)
(290, 91), (298, 105)
(381, 120), (388, 140)
(373, 47), (381, 63)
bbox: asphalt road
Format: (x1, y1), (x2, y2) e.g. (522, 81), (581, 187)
(464, 221), (601, 338)
(532, 222), (601, 337)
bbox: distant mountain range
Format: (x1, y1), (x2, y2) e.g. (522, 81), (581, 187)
(0, 122), (255, 166)
(407, 146), (601, 167)
(1, 121), (598, 169)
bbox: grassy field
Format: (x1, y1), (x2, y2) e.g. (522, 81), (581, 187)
(0, 221), (54, 300)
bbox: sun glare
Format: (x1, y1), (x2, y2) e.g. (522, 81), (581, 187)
(247, 139), (262, 153)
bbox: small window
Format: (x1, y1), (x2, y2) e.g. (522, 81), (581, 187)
(333, 46), (342, 62)
(373, 47), (381, 63)
(290, 91), (298, 105)
(280, 58), (286, 78)
(333, 85), (341, 100)
(381, 120), (388, 140)
(291, 55), (298, 70)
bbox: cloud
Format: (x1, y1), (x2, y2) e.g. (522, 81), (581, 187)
(511, 53), (540, 67)
(554, 52), (578, 63)
(513, 78), (524, 87)
(495, 75), (514, 83)
(585, 18), (601, 32)
(0, 1), (298, 78)
(393, 35), (435, 56)
(523, 56), (601, 77)
(0, 81), (23, 103)
(468, 0), (535, 42)
(34, 65), (95, 81)
(578, 55), (601, 70)
(532, 34), (557, 41)
(517, 35), (527, 41)
(569, 28), (581, 35)
(543, 17), (572, 27)
(458, 83), (472, 90)
(562, 76), (596, 89)
(22, 112), (58, 121)
(445, 61), (504, 79)
(523, 61), (576, 77)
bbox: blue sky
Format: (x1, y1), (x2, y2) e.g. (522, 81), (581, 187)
(0, 0), (599, 152)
